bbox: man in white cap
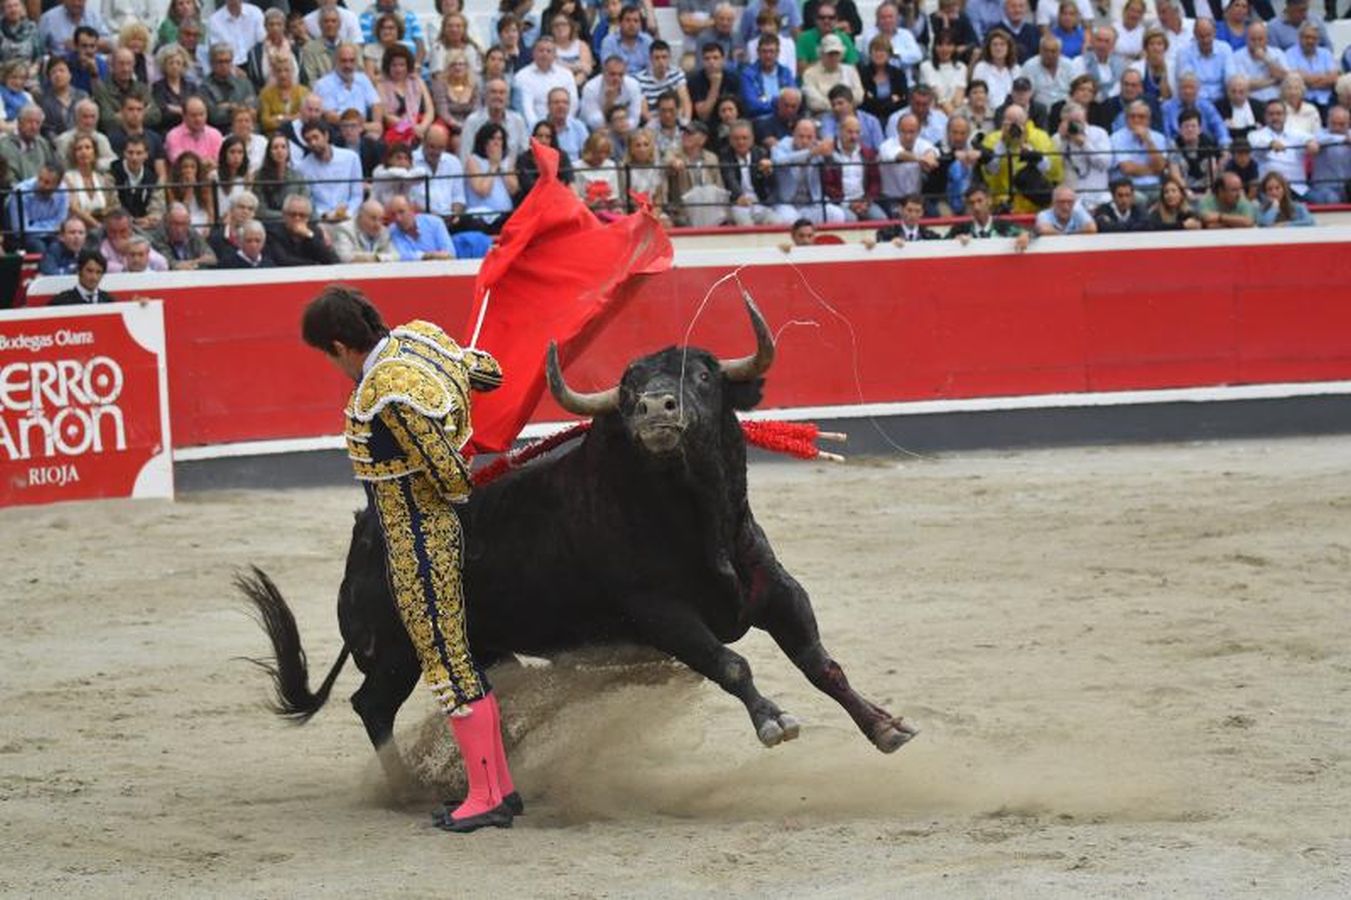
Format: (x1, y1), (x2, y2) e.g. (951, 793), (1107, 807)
(802, 33), (863, 115)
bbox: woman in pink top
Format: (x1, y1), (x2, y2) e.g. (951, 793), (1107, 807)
(377, 43), (435, 145)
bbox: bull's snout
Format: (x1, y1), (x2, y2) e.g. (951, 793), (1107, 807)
(635, 393), (679, 418)
(632, 391), (686, 454)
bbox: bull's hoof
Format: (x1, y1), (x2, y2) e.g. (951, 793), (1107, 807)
(871, 717), (919, 754)
(757, 713), (801, 748)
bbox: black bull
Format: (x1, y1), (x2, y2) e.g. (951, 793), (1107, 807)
(240, 298), (917, 782)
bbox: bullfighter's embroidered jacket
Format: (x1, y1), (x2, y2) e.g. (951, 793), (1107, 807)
(342, 320), (503, 713)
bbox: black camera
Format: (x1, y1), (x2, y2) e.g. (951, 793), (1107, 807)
(1007, 123), (1023, 141)
(1067, 121), (1083, 136)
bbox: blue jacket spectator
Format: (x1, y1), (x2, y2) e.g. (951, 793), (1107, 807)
(740, 44), (796, 118)
(7, 168), (69, 253)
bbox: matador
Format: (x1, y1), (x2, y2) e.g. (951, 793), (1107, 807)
(302, 285), (518, 833)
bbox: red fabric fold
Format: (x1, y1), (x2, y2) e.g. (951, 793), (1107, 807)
(462, 139), (673, 454)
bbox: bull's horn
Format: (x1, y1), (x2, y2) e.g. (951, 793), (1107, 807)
(546, 342), (620, 416)
(719, 293), (776, 382)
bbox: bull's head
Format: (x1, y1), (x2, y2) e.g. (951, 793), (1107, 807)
(546, 295), (775, 457)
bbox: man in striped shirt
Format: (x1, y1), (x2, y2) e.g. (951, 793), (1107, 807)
(636, 40), (692, 122)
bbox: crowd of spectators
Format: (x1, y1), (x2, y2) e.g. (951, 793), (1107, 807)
(2, 0), (1348, 272)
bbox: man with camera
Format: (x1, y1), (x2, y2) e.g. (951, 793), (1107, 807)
(1053, 101), (1111, 209)
(979, 103), (1061, 212)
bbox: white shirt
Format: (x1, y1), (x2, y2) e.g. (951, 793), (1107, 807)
(411, 147), (467, 216)
(304, 5), (363, 43)
(512, 63), (579, 130)
(876, 135), (935, 202)
(579, 73), (644, 132)
(1054, 124), (1112, 207)
(856, 28), (923, 72)
(209, 3), (266, 66)
(734, 153), (754, 195)
(919, 60), (968, 108)
(1249, 126), (1314, 194)
(1114, 22), (1146, 66)
(1224, 98), (1256, 132)
(971, 61), (1020, 109)
(834, 145), (865, 201)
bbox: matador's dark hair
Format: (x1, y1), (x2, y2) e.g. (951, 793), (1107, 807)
(301, 284), (390, 354)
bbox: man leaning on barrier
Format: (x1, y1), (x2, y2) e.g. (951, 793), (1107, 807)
(49, 249), (118, 305)
(1093, 177), (1148, 232)
(947, 183), (1031, 251)
(1035, 184), (1098, 235)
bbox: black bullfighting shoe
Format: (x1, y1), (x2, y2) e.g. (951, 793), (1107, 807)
(433, 799), (514, 833)
(431, 790), (524, 826)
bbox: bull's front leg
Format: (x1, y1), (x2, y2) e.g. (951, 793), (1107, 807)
(630, 601), (801, 748)
(743, 539), (918, 753)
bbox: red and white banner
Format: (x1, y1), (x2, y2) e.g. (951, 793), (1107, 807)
(0, 302), (173, 507)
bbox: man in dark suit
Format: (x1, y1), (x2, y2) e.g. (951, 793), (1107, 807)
(874, 193), (943, 243)
(1093, 177), (1149, 232)
(264, 195), (340, 267)
(946, 184), (1031, 249)
(1215, 76), (1266, 143)
(217, 221), (276, 268)
(718, 119), (775, 225)
(49, 249), (119, 305)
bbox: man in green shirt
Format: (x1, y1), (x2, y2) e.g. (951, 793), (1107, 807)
(1197, 172), (1257, 228)
(797, 3), (858, 72)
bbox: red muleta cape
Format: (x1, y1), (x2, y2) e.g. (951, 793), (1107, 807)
(462, 139), (673, 454)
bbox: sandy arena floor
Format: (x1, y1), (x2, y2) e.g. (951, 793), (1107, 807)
(2, 436), (1349, 898)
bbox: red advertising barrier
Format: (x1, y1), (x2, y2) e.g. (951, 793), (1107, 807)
(21, 229), (1351, 455)
(0, 302), (172, 505)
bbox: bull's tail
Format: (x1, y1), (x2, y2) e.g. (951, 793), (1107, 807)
(237, 565), (349, 723)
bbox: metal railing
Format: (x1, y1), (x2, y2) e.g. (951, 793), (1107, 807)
(5, 146), (1347, 247)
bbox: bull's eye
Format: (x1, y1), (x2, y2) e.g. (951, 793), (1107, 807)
(697, 370), (710, 383)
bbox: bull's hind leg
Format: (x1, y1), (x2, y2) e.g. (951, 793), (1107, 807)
(751, 562), (918, 754)
(633, 604), (800, 748)
(350, 660), (422, 796)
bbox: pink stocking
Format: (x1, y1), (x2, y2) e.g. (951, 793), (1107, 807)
(448, 696), (503, 821)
